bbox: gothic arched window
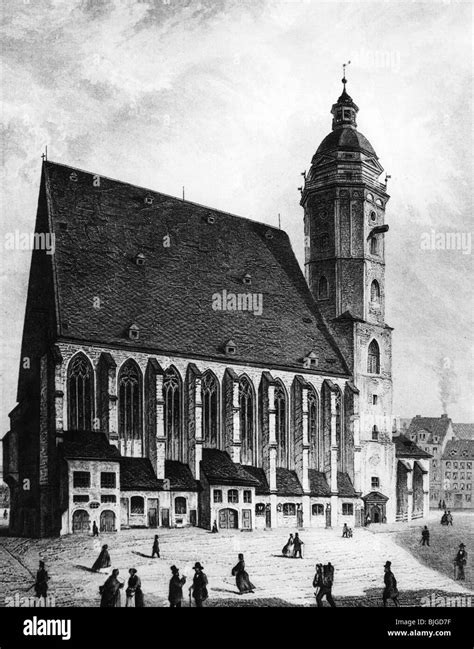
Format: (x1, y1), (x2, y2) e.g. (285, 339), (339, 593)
(371, 280), (380, 303)
(318, 276), (329, 299)
(239, 375), (254, 465)
(308, 386), (319, 468)
(163, 367), (182, 460)
(202, 371), (219, 447)
(367, 340), (380, 374)
(68, 353), (94, 431)
(118, 360), (142, 440)
(275, 381), (287, 468)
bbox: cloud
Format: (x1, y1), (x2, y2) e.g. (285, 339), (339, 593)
(0, 0), (472, 428)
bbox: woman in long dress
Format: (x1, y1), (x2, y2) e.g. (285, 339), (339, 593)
(231, 553), (255, 594)
(99, 569), (123, 607)
(125, 568), (145, 607)
(92, 544), (111, 572)
(282, 534), (294, 557)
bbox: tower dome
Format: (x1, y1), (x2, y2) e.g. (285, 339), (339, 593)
(312, 77), (377, 161)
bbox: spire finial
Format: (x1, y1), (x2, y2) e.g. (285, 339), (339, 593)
(342, 60), (351, 89)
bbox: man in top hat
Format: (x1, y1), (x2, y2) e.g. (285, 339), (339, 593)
(189, 562), (208, 607)
(382, 561), (399, 607)
(168, 565), (186, 607)
(454, 543), (468, 580)
(34, 561), (49, 600)
(293, 533), (304, 558)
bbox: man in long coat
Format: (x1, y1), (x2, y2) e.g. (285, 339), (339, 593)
(421, 526), (430, 546)
(34, 561), (49, 599)
(189, 562), (208, 607)
(293, 533), (304, 558)
(382, 561), (400, 607)
(100, 569), (124, 607)
(454, 543), (468, 580)
(151, 535), (160, 558)
(168, 565), (186, 607)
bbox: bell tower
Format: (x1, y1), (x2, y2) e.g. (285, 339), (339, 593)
(301, 71), (396, 522)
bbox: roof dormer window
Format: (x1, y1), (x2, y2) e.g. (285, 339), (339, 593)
(144, 195), (153, 205)
(207, 214), (216, 224)
(303, 351), (317, 368)
(242, 273), (252, 286)
(135, 253), (146, 266)
(225, 339), (236, 355)
(128, 323), (140, 341)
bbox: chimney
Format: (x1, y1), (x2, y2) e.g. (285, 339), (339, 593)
(441, 413), (448, 418)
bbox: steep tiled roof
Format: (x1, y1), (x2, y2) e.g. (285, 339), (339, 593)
(337, 472), (357, 497)
(120, 457), (163, 491)
(407, 416), (451, 440)
(308, 470), (357, 496)
(394, 434), (432, 459)
(165, 460), (199, 491)
(200, 449), (259, 486)
(308, 470), (330, 496)
(241, 466), (270, 495)
(443, 439), (474, 461)
(61, 432), (120, 461)
(276, 468), (303, 496)
(41, 161), (348, 375)
(453, 424), (474, 441)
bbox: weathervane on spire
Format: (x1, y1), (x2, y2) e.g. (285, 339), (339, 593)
(342, 60), (351, 89)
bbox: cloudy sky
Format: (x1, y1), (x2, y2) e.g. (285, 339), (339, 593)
(0, 0), (472, 437)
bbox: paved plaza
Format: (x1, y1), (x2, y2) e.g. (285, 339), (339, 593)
(0, 513), (472, 607)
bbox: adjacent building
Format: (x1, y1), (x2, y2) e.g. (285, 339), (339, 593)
(407, 414), (455, 508)
(441, 439), (474, 510)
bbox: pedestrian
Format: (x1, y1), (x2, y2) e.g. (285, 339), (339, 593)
(92, 544), (111, 572)
(151, 534), (160, 558)
(99, 569), (123, 607)
(438, 499), (442, 510)
(231, 553), (255, 594)
(34, 561), (49, 600)
(293, 532), (304, 558)
(342, 523), (349, 538)
(282, 533), (294, 557)
(447, 511), (453, 526)
(421, 526), (430, 546)
(211, 520), (218, 533)
(454, 543), (468, 580)
(125, 568), (144, 607)
(441, 511), (448, 525)
(347, 527), (353, 538)
(442, 499), (446, 510)
(382, 561), (399, 607)
(189, 562), (208, 607)
(92, 521), (99, 537)
(365, 514), (371, 527)
(3, 509), (6, 519)
(313, 563), (336, 607)
(168, 565), (186, 607)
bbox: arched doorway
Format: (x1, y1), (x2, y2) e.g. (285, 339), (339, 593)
(218, 508), (238, 529)
(100, 510), (116, 532)
(72, 509), (90, 533)
(370, 505), (382, 523)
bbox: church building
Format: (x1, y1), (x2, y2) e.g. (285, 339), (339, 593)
(3, 77), (430, 536)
